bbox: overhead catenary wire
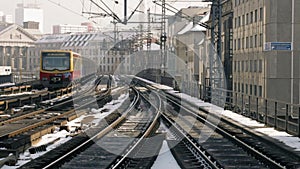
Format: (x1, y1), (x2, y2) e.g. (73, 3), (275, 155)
(47, 0), (88, 18)
(127, 0), (144, 22)
(89, 0), (122, 22)
(47, 0), (102, 24)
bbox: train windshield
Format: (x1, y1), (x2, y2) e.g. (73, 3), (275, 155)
(42, 52), (70, 71)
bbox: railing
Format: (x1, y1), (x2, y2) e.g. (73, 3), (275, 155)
(179, 81), (300, 137)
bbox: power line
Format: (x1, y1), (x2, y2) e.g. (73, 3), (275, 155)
(47, 0), (87, 19)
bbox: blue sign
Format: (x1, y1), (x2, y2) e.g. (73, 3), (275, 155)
(271, 42), (292, 51)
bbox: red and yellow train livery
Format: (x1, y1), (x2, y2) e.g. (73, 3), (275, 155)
(40, 50), (82, 89)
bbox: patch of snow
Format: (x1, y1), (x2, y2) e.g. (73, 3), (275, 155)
(151, 140), (181, 169)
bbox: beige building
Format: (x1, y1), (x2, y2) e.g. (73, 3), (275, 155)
(168, 6), (210, 91)
(0, 22), (37, 81)
(232, 0), (300, 108)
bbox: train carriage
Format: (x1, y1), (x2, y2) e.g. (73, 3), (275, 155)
(40, 50), (82, 89)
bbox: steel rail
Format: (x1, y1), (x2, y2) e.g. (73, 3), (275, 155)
(42, 87), (140, 169)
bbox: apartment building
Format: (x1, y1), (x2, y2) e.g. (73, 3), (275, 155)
(232, 0), (300, 106)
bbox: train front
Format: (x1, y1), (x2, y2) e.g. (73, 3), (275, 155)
(40, 51), (73, 89)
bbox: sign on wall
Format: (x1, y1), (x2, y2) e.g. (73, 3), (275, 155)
(264, 42), (292, 51)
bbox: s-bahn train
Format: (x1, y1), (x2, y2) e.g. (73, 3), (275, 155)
(40, 50), (95, 89)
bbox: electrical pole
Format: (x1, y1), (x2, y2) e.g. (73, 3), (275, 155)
(161, 0), (167, 78)
(204, 0), (223, 104)
(124, 0), (127, 24)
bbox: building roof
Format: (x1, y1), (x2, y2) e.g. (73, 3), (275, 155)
(0, 22), (37, 41)
(36, 33), (71, 43)
(62, 33), (97, 47)
(179, 6), (210, 18)
(177, 12), (209, 35)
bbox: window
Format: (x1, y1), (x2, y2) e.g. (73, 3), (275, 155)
(254, 35), (257, 47)
(234, 82), (237, 91)
(246, 37), (249, 48)
(234, 39), (237, 50)
(246, 13), (249, 24)
(259, 33), (263, 46)
(238, 16), (241, 27)
(254, 85), (257, 96)
(250, 36), (253, 48)
(254, 60), (257, 72)
(238, 38), (241, 50)
(242, 83), (244, 92)
(259, 86), (262, 97)
(246, 84), (248, 94)
(259, 59), (262, 72)
(255, 9), (258, 22)
(234, 61), (237, 72)
(242, 15), (245, 25)
(250, 60), (253, 72)
(260, 7), (264, 21)
(241, 60), (244, 71)
(242, 38), (244, 49)
(235, 17), (237, 28)
(250, 11), (253, 23)
(250, 84), (253, 95)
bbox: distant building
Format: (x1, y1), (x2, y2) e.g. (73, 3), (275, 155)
(0, 11), (13, 23)
(15, 3), (43, 33)
(168, 6), (210, 92)
(2, 15), (13, 23)
(81, 22), (101, 32)
(0, 22), (37, 81)
(52, 24), (88, 34)
(23, 21), (39, 30)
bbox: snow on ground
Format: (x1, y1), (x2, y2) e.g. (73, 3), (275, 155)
(0, 83), (15, 88)
(0, 91), (33, 97)
(168, 88), (300, 152)
(222, 109), (300, 151)
(151, 141), (181, 169)
(2, 92), (129, 169)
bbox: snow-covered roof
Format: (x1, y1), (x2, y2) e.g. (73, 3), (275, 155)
(37, 33), (71, 43)
(190, 24), (206, 32)
(177, 22), (206, 35)
(142, 43), (161, 51)
(200, 12), (210, 23)
(62, 33), (97, 47)
(177, 11), (210, 35)
(177, 22), (193, 35)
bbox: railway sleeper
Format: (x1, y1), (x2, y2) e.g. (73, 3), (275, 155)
(167, 139), (212, 169)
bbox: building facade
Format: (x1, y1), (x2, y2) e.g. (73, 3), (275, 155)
(232, 0), (300, 109)
(0, 22), (37, 81)
(52, 24), (89, 34)
(15, 3), (44, 33)
(168, 6), (211, 91)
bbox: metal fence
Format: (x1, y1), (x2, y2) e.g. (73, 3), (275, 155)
(180, 82), (300, 137)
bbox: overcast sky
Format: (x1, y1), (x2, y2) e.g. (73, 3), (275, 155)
(0, 0), (208, 33)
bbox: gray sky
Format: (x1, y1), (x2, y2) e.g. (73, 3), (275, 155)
(0, 0), (208, 33)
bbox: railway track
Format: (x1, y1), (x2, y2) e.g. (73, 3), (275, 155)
(160, 91), (300, 169)
(0, 75), (116, 167)
(19, 86), (162, 169)
(133, 77), (300, 168)
(164, 90), (300, 168)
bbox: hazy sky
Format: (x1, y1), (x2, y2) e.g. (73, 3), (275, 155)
(0, 0), (207, 33)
